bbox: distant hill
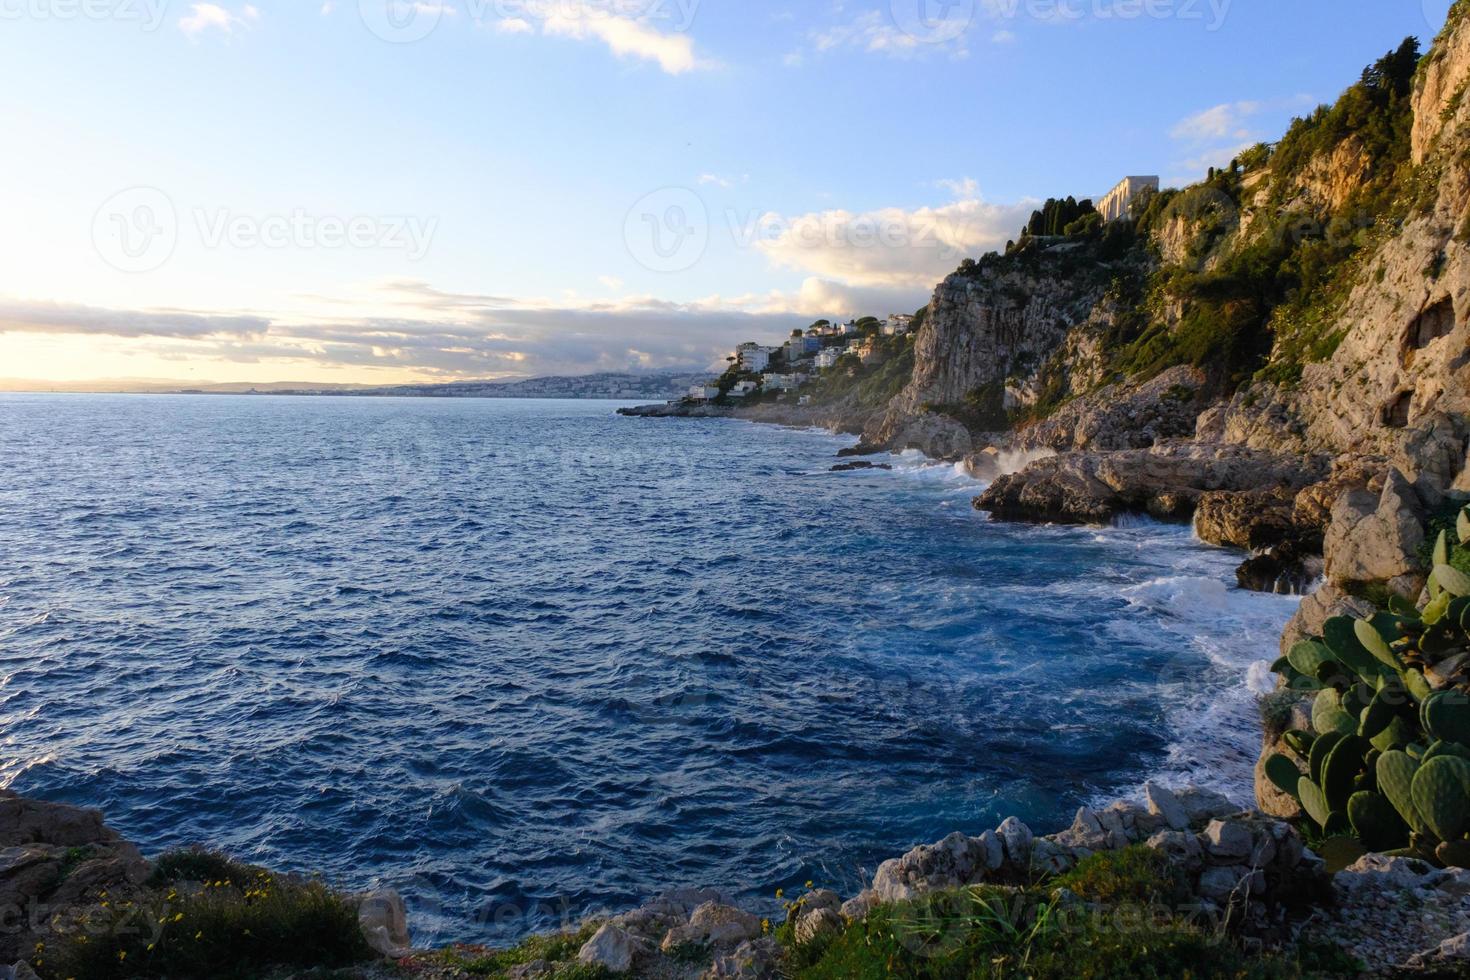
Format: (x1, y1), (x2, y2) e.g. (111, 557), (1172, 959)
(0, 372), (707, 400)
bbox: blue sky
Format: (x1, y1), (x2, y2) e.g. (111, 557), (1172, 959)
(0, 0), (1454, 384)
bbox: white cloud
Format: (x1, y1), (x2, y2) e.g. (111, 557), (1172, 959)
(490, 2), (710, 75)
(748, 186), (1033, 292)
(809, 10), (968, 60)
(178, 2), (258, 37)
(1170, 101), (1262, 143)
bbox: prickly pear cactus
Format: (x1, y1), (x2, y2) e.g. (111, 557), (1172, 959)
(1268, 504), (1470, 867)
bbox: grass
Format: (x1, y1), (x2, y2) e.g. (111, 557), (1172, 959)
(410, 922), (614, 979)
(42, 849), (374, 980)
(782, 849), (1343, 980)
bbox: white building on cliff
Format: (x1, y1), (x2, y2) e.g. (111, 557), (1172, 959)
(1097, 175), (1160, 223)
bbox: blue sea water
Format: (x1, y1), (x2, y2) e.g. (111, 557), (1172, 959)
(0, 394), (1298, 944)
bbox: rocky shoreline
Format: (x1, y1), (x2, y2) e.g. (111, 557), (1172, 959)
(7, 779), (1470, 978)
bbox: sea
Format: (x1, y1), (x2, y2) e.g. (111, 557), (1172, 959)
(0, 394), (1299, 944)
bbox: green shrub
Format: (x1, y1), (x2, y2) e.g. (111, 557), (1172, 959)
(44, 857), (372, 980)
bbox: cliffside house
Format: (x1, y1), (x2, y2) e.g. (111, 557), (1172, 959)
(1097, 175), (1160, 223)
(736, 342), (779, 373)
(762, 374), (800, 391)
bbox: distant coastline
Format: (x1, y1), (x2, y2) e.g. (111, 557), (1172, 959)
(0, 370), (707, 401)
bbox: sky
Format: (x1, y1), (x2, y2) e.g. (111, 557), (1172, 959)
(0, 0), (1456, 386)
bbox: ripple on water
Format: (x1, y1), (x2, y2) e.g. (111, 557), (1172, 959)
(0, 394), (1298, 945)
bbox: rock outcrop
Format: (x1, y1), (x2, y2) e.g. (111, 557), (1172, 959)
(974, 443), (1329, 526)
(0, 790), (151, 964)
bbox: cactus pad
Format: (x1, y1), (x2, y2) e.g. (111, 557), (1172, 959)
(1411, 755), (1470, 842)
(1347, 791), (1410, 851)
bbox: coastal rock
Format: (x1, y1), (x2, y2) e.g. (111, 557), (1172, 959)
(578, 923), (643, 974)
(840, 891), (878, 921)
(870, 830), (1000, 902)
(1327, 855), (1470, 973)
(703, 937), (780, 979)
(1144, 783), (1190, 832)
(793, 907), (843, 947)
(1202, 820), (1254, 865)
(1278, 581), (1377, 657)
(357, 889), (413, 959)
(1197, 866), (1262, 905)
(1322, 470), (1426, 589)
(1235, 543), (1323, 596)
(831, 461), (892, 472)
(687, 902), (762, 946)
(1144, 831), (1203, 872)
(1172, 786), (1238, 825)
(801, 889), (842, 914)
(995, 817), (1034, 867)
(1013, 365), (1206, 452)
(1193, 488), (1299, 551)
(881, 412), (974, 460)
(0, 791), (150, 963)
(976, 443), (1329, 525)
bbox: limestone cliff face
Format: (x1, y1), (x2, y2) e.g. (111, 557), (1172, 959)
(867, 242), (1145, 454)
(1414, 2), (1470, 165)
(1220, 15), (1470, 464)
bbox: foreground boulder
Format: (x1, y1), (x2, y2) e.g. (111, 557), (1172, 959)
(0, 791), (151, 963)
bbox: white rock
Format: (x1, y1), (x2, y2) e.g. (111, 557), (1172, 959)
(357, 889), (412, 959)
(996, 817), (1033, 866)
(579, 923), (640, 974)
(1202, 820), (1254, 863)
(1145, 783), (1189, 831)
